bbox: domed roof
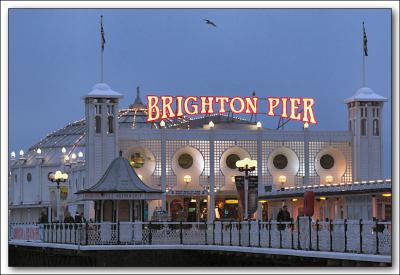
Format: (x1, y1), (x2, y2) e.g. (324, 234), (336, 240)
(344, 87), (387, 103)
(17, 85), (258, 165)
(84, 83), (123, 98)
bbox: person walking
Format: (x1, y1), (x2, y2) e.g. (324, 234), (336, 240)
(64, 211), (75, 223)
(80, 212), (86, 223)
(38, 209), (48, 224)
(74, 211), (82, 223)
(277, 205), (291, 230)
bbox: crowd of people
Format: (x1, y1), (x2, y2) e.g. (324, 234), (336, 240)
(38, 209), (87, 224)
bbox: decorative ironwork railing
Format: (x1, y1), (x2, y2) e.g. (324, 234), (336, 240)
(9, 218), (391, 255)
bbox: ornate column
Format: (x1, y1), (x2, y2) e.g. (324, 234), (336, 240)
(371, 195), (378, 219)
(304, 125), (310, 186)
(257, 126), (263, 220)
(208, 128), (215, 222)
(161, 127), (167, 211)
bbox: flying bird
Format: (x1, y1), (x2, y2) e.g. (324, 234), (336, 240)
(203, 19), (217, 27)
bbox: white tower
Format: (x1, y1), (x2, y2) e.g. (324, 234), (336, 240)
(345, 87), (387, 181)
(83, 83), (123, 187)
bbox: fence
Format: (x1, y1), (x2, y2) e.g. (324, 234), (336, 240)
(9, 218), (392, 255)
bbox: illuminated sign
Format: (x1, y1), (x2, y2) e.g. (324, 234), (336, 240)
(146, 95), (317, 124)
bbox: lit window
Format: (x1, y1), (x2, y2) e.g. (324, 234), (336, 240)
(361, 119), (367, 136)
(95, 116), (101, 133)
(130, 153), (145, 168)
(373, 119), (379, 136)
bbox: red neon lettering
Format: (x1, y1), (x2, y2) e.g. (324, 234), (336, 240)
(146, 96), (160, 122)
(200, 96), (215, 114)
(184, 96), (199, 115)
(161, 96), (175, 119)
(302, 98), (316, 124)
(267, 97), (280, 116)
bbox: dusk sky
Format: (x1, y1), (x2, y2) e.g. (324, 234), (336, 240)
(9, 9), (392, 176)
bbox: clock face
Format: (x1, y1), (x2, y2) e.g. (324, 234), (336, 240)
(320, 154), (335, 169)
(273, 154), (288, 170)
(226, 154), (240, 170)
(178, 153), (193, 169)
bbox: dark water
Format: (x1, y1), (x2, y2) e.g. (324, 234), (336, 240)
(9, 245), (389, 267)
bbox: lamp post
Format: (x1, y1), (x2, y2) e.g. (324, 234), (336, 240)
(236, 158), (257, 220)
(48, 170), (68, 222)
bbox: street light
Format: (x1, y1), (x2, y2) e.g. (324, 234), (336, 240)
(279, 175), (287, 190)
(48, 170), (68, 222)
(183, 175), (192, 184)
(235, 158), (257, 220)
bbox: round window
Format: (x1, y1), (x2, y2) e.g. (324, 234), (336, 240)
(273, 154), (288, 170)
(320, 154), (335, 169)
(226, 154), (240, 169)
(178, 153), (193, 169)
(130, 153), (145, 168)
(27, 173), (32, 182)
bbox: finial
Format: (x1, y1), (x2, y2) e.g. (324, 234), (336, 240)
(136, 86), (140, 97)
(252, 90), (256, 97)
(119, 150), (123, 157)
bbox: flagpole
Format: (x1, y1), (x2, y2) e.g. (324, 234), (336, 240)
(362, 35), (366, 87)
(362, 21), (367, 87)
(362, 48), (365, 87)
(100, 15), (104, 83)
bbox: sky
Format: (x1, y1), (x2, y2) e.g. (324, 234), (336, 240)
(8, 9), (392, 177)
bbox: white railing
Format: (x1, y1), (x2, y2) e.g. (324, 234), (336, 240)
(9, 218), (392, 255)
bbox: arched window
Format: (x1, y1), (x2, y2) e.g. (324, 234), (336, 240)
(373, 119), (379, 136)
(348, 120), (352, 131)
(95, 116), (101, 133)
(361, 119), (367, 136)
(108, 116), (114, 133)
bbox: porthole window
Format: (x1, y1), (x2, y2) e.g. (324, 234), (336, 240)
(226, 154), (240, 170)
(26, 173), (32, 182)
(178, 153), (193, 169)
(320, 154), (335, 169)
(273, 154), (288, 170)
(130, 153), (145, 168)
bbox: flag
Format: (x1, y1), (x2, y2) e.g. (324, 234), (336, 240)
(363, 21), (368, 56)
(101, 16), (106, 51)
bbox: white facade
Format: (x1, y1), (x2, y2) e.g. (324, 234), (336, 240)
(9, 84), (391, 223)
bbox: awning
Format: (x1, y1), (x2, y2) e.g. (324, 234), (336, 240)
(76, 153), (162, 201)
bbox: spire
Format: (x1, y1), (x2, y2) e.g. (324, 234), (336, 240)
(134, 86), (142, 105)
(129, 86), (147, 109)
